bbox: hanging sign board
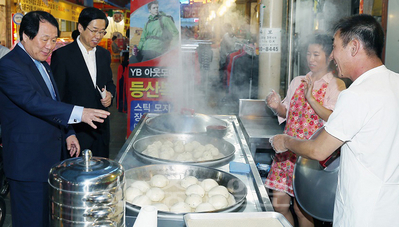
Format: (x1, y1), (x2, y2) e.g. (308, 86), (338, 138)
(12, 13), (23, 25)
(259, 28), (281, 53)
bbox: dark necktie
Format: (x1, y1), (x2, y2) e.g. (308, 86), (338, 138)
(34, 60), (56, 100)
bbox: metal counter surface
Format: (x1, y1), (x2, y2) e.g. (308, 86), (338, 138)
(237, 99), (285, 157)
(116, 113), (274, 226)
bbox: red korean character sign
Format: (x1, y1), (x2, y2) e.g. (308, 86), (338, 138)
(127, 0), (180, 136)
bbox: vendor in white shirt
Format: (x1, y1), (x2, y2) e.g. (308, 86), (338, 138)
(270, 14), (399, 227)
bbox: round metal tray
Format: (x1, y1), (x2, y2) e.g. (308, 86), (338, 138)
(132, 134), (235, 167)
(125, 164), (247, 218)
(145, 113), (228, 134)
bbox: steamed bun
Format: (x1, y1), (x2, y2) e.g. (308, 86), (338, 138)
(152, 203), (170, 212)
(170, 202), (191, 213)
(208, 186), (229, 198)
(185, 194), (203, 208)
(200, 179), (219, 192)
(208, 194), (228, 209)
(125, 187), (143, 203)
(180, 176), (199, 188)
(146, 187), (165, 202)
(227, 193), (236, 205)
(195, 202), (215, 212)
(131, 180), (151, 193)
(150, 174), (169, 188)
(186, 184), (205, 197)
(132, 195), (152, 207)
(163, 140), (174, 147)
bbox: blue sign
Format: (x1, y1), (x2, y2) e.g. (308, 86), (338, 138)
(130, 100), (172, 131)
(13, 13), (24, 25)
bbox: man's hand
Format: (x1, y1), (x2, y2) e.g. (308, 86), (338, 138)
(66, 135), (80, 157)
(82, 108), (110, 129)
(101, 90), (112, 108)
(269, 134), (289, 153)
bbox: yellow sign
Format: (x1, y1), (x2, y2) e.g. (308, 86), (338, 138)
(20, 0), (84, 22)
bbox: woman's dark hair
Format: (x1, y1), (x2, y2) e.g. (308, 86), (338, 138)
(78, 7), (109, 30)
(148, 1), (159, 10)
(112, 36), (117, 41)
(333, 14), (384, 59)
(19, 11), (59, 41)
(307, 33), (333, 57)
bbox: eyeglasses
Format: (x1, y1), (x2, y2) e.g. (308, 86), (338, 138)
(86, 27), (107, 36)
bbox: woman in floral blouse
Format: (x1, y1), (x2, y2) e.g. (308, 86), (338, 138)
(265, 33), (346, 227)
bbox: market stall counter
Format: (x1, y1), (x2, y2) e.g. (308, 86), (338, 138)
(116, 113), (278, 226)
(237, 99), (285, 158)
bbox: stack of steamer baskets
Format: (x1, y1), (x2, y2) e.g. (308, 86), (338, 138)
(126, 110), (248, 217)
(49, 150), (125, 226)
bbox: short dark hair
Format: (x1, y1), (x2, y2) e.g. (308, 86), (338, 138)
(112, 36), (117, 41)
(78, 7), (109, 30)
(148, 1), (159, 10)
(307, 33), (333, 58)
(333, 14), (384, 59)
(71, 29), (80, 40)
(19, 11), (59, 41)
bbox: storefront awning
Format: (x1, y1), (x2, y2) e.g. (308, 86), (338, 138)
(102, 0), (129, 9)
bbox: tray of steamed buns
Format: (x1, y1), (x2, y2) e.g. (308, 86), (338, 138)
(132, 134), (235, 167)
(125, 164), (247, 217)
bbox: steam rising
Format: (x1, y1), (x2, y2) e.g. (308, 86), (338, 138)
(160, 1), (259, 115)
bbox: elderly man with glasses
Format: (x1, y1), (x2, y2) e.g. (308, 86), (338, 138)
(51, 7), (116, 159)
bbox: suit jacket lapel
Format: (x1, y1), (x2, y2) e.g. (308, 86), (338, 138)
(95, 49), (102, 87)
(43, 62), (60, 101)
(15, 45), (54, 99)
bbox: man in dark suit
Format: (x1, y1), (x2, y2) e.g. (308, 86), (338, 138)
(0, 11), (110, 227)
(52, 7), (116, 158)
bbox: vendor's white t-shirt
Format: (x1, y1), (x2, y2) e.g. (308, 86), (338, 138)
(325, 65), (399, 226)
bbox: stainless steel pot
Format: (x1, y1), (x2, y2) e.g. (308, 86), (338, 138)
(293, 127), (340, 222)
(132, 134), (235, 167)
(49, 150), (125, 227)
(145, 110), (228, 134)
(125, 164), (247, 219)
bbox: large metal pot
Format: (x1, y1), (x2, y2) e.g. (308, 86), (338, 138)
(125, 164), (248, 219)
(293, 127), (340, 222)
(49, 150), (125, 227)
(145, 110), (228, 134)
(132, 134), (235, 167)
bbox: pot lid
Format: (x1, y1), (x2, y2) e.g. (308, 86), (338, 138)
(145, 109), (227, 134)
(48, 150), (124, 192)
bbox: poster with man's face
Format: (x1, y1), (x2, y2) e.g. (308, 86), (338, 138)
(126, 0), (180, 136)
(129, 0), (180, 63)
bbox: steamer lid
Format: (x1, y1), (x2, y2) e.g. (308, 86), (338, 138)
(48, 149), (124, 192)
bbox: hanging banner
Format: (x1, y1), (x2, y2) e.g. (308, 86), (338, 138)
(127, 0), (180, 136)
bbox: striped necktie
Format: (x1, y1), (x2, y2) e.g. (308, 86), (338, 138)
(34, 60), (56, 100)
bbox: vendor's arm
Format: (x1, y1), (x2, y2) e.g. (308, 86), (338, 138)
(303, 75), (346, 121)
(272, 128), (343, 161)
(266, 90), (287, 118)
